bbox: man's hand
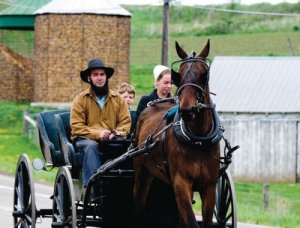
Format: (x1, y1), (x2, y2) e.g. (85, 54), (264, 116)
(99, 129), (111, 140)
(108, 130), (122, 140)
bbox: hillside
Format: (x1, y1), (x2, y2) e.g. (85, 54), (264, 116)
(126, 3), (300, 38)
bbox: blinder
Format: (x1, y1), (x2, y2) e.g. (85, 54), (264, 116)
(171, 69), (180, 87)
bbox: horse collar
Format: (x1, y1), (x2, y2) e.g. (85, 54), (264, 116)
(173, 108), (223, 147)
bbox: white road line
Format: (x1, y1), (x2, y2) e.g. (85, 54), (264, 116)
(0, 185), (13, 191)
(0, 184), (51, 198)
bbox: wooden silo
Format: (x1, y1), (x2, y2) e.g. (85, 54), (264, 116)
(33, 0), (131, 102)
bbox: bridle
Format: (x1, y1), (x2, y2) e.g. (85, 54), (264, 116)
(171, 56), (215, 114)
(171, 55), (223, 146)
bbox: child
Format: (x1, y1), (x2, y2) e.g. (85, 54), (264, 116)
(118, 82), (136, 134)
(117, 82), (136, 109)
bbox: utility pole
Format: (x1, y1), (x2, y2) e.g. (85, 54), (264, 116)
(161, 0), (169, 65)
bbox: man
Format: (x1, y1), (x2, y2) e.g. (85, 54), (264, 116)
(71, 58), (131, 187)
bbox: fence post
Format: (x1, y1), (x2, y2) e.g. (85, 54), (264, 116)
(23, 110), (29, 134)
(23, 110), (37, 139)
(297, 121), (300, 183)
(263, 183), (269, 211)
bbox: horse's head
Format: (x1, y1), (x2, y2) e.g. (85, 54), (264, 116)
(172, 40), (211, 121)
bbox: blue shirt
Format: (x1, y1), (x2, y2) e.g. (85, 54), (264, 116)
(95, 96), (106, 109)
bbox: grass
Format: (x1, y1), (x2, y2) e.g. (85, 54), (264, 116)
(126, 3), (300, 38)
(192, 182), (300, 227)
(235, 183), (300, 227)
(0, 102), (56, 183)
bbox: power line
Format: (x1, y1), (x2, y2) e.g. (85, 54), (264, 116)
(177, 4), (300, 17)
(0, 1), (19, 6)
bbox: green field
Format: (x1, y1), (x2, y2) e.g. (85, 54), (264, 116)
(1, 3), (300, 227)
(130, 31), (300, 94)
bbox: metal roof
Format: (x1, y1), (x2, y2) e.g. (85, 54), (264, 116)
(35, 0), (131, 16)
(0, 0), (50, 29)
(0, 0), (50, 15)
(209, 56), (300, 113)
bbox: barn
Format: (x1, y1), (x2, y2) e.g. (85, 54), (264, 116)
(210, 56), (300, 183)
(33, 0), (131, 102)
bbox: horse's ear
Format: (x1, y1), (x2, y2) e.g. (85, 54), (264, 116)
(171, 69), (180, 87)
(175, 41), (188, 59)
(197, 39), (210, 58)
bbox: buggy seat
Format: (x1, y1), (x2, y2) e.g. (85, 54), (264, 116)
(36, 110), (69, 167)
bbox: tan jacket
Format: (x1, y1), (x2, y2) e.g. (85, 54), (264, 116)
(70, 87), (131, 141)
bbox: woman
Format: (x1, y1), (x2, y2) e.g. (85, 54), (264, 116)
(134, 65), (177, 226)
(135, 64), (172, 123)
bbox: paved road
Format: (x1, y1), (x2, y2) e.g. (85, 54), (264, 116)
(1, 173), (275, 228)
(0, 173), (52, 227)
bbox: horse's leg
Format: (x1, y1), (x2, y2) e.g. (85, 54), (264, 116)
(133, 162), (153, 219)
(199, 183), (216, 228)
(173, 175), (199, 228)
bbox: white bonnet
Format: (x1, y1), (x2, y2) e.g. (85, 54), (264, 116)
(153, 65), (170, 83)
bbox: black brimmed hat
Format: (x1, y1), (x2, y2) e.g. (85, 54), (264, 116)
(80, 58), (114, 83)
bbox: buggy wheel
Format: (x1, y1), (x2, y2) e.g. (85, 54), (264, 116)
(214, 170), (237, 228)
(12, 154), (36, 228)
(52, 166), (76, 228)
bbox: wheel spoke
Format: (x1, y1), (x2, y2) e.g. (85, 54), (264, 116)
(15, 218), (22, 227)
(20, 220), (29, 228)
(55, 180), (64, 221)
(225, 211), (233, 223)
(220, 180), (230, 218)
(17, 171), (24, 209)
(24, 194), (32, 213)
(62, 178), (69, 220)
(16, 185), (22, 211)
(24, 213), (32, 225)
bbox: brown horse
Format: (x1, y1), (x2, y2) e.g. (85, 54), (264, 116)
(133, 40), (222, 227)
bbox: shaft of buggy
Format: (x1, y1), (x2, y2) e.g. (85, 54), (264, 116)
(96, 139), (158, 175)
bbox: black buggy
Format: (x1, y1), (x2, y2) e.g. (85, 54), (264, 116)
(12, 109), (238, 227)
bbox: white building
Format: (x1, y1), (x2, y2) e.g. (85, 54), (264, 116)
(210, 56), (300, 182)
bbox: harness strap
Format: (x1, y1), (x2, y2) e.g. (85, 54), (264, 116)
(196, 102), (215, 109)
(161, 127), (172, 181)
(136, 122), (173, 150)
(147, 97), (177, 107)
